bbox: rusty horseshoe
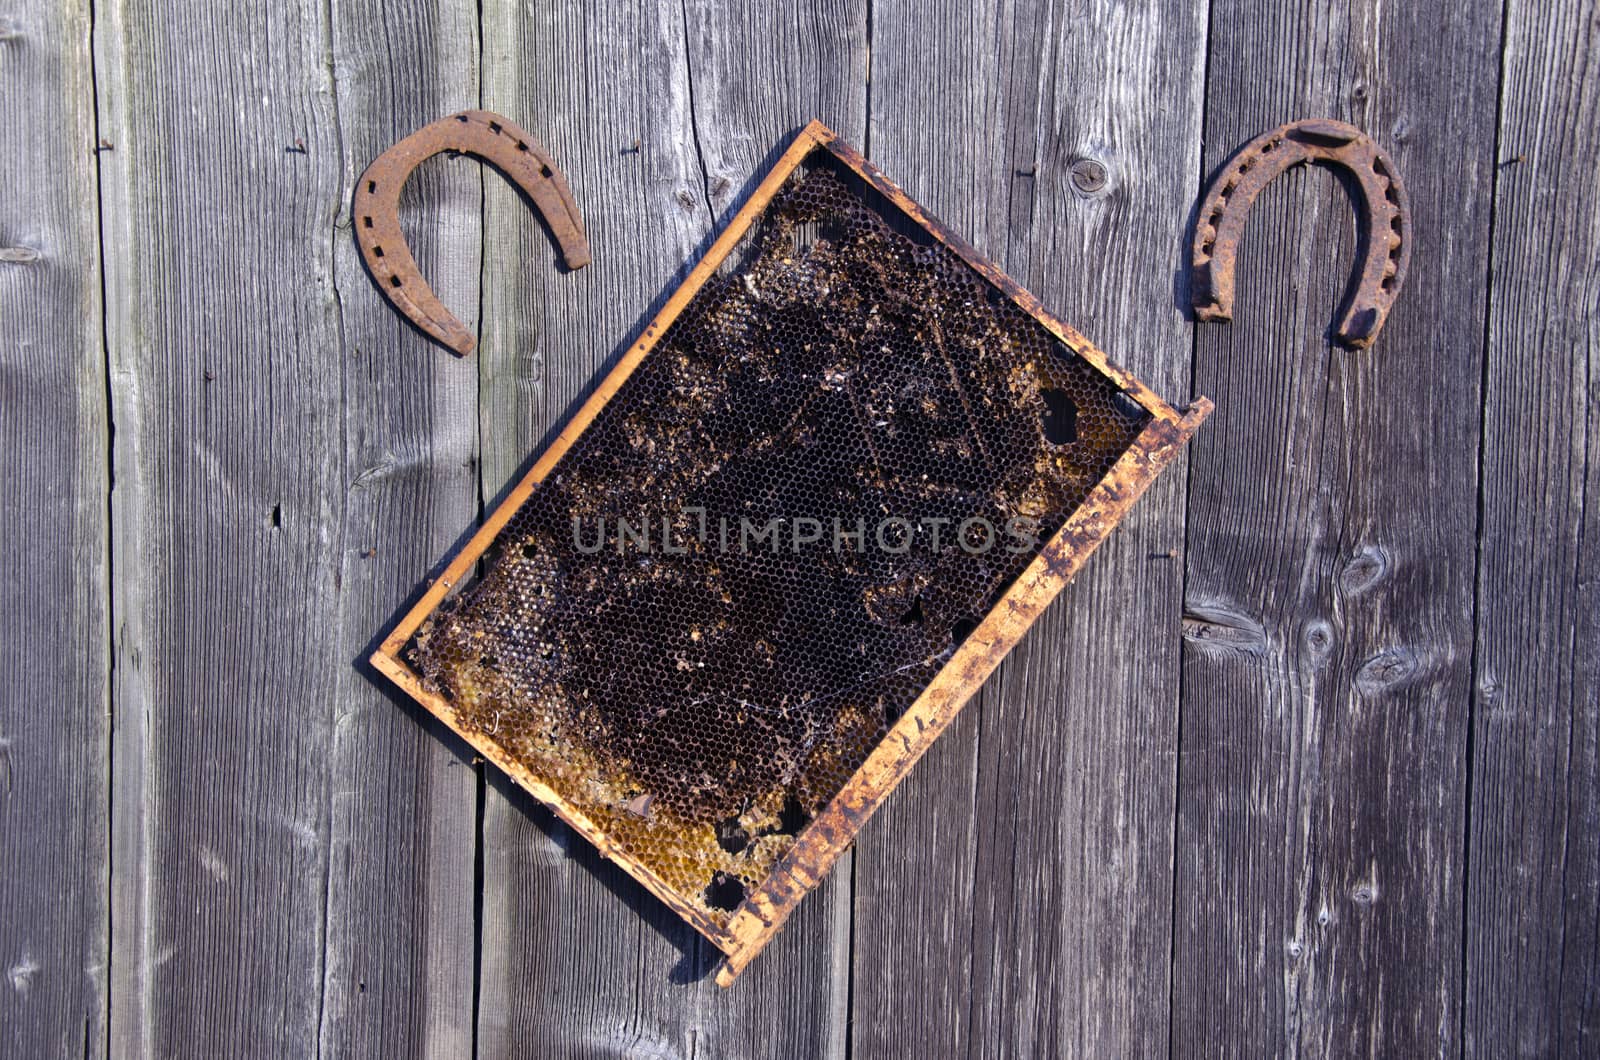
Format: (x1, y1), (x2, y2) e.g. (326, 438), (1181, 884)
(353, 110), (591, 355)
(1191, 119), (1411, 348)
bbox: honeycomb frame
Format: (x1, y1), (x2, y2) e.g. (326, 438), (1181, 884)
(371, 120), (1212, 985)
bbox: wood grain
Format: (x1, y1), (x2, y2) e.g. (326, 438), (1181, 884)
(1173, 0), (1503, 1054)
(319, 2), (482, 1056)
(0, 3), (109, 1057)
(962, 3), (1210, 1054)
(474, 1), (863, 1055)
(852, 2), (1206, 1056)
(848, 9), (1022, 1051)
(98, 0), (478, 1054)
(0, 0), (1590, 1055)
(1464, 1), (1600, 1054)
(475, 3), (717, 1052)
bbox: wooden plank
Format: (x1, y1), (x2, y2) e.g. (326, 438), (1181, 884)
(1464, 1), (1600, 1053)
(0, 2), (109, 1056)
(474, 0), (863, 1053)
(846, 11), (1012, 1051)
(98, 0), (477, 1054)
(1172, 0), (1502, 1054)
(954, 4), (1211, 1054)
(851, 2), (1208, 1056)
(317, 2), (482, 1056)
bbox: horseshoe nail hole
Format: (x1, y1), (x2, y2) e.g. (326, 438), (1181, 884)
(704, 872), (747, 912)
(1201, 239), (1215, 254)
(361, 215), (373, 228)
(488, 121), (502, 134)
(372, 245), (385, 258)
(1039, 388), (1078, 445)
(388, 275), (402, 288)
(366, 180), (376, 193)
(456, 114), (469, 123)
(540, 163), (553, 178)
(1381, 275), (1397, 291)
(516, 140), (529, 152)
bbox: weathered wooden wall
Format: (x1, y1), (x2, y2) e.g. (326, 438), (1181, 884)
(0, 4), (107, 1057)
(1176, 0), (1502, 1054)
(2, 0), (1595, 1056)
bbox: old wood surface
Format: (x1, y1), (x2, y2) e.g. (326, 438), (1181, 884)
(96, 0), (479, 1056)
(1, 0), (1595, 1057)
(1464, 0), (1600, 1054)
(0, 2), (107, 1056)
(1174, 0), (1503, 1055)
(854, 2), (1207, 1056)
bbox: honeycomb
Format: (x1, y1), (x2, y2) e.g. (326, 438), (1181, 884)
(409, 150), (1149, 928)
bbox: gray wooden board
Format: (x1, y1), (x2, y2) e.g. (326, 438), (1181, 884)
(320, 1), (482, 1056)
(853, 1), (1207, 1057)
(475, 2), (863, 1055)
(1173, 0), (1503, 1055)
(846, 9), (1010, 1052)
(1464, 0), (1600, 1053)
(959, 4), (1209, 1056)
(98, 0), (478, 1055)
(674, 4), (863, 1051)
(475, 1), (724, 1052)
(0, 2), (109, 1057)
(99, 0), (344, 1048)
(2, 0), (1597, 1056)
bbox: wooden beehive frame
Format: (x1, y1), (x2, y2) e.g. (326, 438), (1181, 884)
(371, 119), (1212, 985)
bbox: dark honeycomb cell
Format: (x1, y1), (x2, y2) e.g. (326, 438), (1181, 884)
(409, 151), (1149, 928)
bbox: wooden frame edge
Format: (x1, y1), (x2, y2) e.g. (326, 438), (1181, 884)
(817, 135), (1187, 425)
(364, 116), (1214, 983)
(368, 120), (836, 953)
(368, 649), (737, 945)
(713, 398), (1212, 986)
